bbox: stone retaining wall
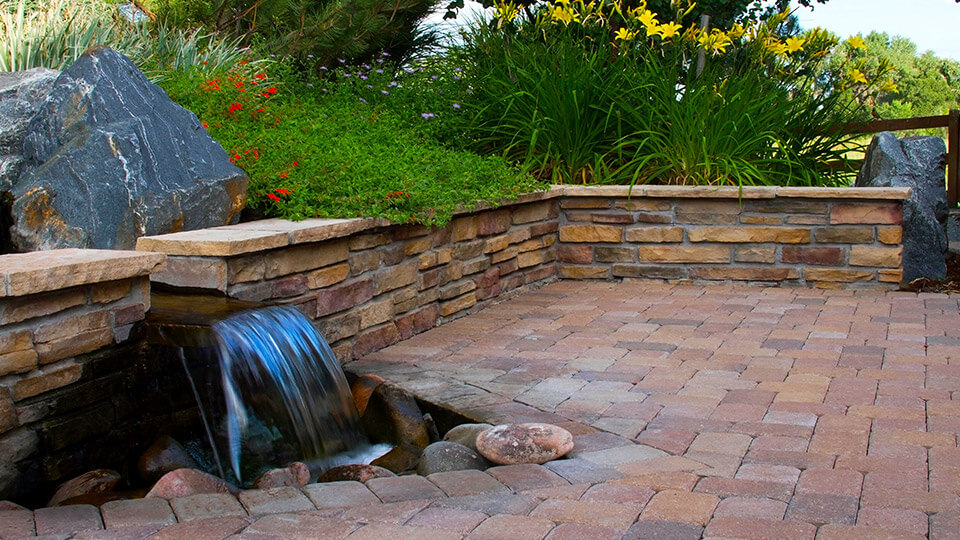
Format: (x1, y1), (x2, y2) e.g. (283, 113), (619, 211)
(0, 249), (166, 501)
(136, 192), (562, 362)
(558, 186), (909, 287)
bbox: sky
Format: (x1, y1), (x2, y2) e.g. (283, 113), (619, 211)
(789, 0), (960, 61)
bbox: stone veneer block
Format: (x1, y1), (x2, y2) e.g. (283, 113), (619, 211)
(625, 227), (683, 243)
(829, 203), (902, 225)
(689, 267), (799, 281)
(150, 257), (228, 293)
(849, 246), (902, 268)
(688, 227), (810, 244)
(0, 249), (164, 297)
(559, 225), (622, 243)
(803, 268), (875, 283)
(637, 246), (730, 263)
(13, 361), (82, 400)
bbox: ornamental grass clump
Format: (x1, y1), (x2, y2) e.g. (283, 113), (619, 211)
(458, 0), (895, 187)
(160, 57), (544, 225)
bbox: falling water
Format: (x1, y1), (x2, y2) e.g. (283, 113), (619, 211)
(210, 306), (370, 484)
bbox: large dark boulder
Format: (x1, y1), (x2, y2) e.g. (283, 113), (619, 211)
(9, 47), (248, 251)
(0, 68), (58, 192)
(855, 132), (948, 281)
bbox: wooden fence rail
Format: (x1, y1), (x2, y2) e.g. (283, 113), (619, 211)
(844, 109), (960, 205)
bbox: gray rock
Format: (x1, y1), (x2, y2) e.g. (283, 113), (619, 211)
(416, 441), (490, 475)
(0, 68), (58, 191)
(10, 47), (248, 251)
(856, 132), (948, 281)
(442, 423), (493, 452)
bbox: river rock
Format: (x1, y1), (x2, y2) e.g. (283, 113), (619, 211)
(856, 132), (948, 281)
(351, 374), (386, 416)
(370, 442), (422, 474)
(417, 441), (490, 475)
(9, 47), (248, 251)
(476, 423), (574, 465)
(442, 423), (493, 452)
(137, 436), (200, 484)
(47, 469), (121, 507)
(317, 464), (395, 483)
(0, 68), (58, 192)
(252, 462), (310, 489)
(145, 468), (238, 499)
(360, 384), (430, 450)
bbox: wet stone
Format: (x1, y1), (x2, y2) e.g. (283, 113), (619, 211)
(476, 423), (574, 465)
(417, 441), (491, 475)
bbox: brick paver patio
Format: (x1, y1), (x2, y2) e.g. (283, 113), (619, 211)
(3, 280), (959, 539)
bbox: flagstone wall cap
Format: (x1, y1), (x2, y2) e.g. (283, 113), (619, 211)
(560, 185), (912, 199)
(0, 248), (165, 297)
(135, 228), (289, 257)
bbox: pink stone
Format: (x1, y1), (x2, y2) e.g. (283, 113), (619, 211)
(252, 462), (310, 489)
(145, 468), (238, 499)
(318, 464), (396, 483)
(48, 469), (121, 507)
(476, 423), (574, 465)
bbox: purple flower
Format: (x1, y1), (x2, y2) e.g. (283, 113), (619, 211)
(306, 83), (314, 87)
(382, 90), (390, 95)
(269, 54), (276, 57)
(367, 84), (373, 89)
(431, 75), (438, 80)
(421, 112), (435, 119)
(338, 58), (346, 63)
(359, 98), (368, 104)
(360, 75), (368, 80)
(343, 73), (351, 77)
(389, 81), (398, 87)
(320, 66), (328, 70)
(454, 67), (462, 72)
(376, 69), (383, 74)
(454, 76), (461, 80)
(362, 64), (370, 70)
(381, 51), (390, 56)
(377, 58), (384, 63)
(404, 67), (414, 74)
(307, 54), (314, 58)
(452, 103), (461, 109)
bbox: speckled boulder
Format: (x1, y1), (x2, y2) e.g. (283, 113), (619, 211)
(442, 423), (493, 452)
(476, 423), (574, 465)
(318, 464), (395, 483)
(417, 441), (490, 475)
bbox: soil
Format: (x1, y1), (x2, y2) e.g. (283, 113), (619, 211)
(899, 252), (960, 294)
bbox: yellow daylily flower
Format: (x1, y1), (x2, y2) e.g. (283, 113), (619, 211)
(615, 27), (638, 41)
(765, 38), (789, 56)
(655, 22), (683, 39)
(637, 9), (659, 30)
(727, 23), (746, 41)
(847, 35), (867, 50)
(550, 5), (578, 24)
(848, 68), (867, 84)
(699, 29), (732, 55)
(785, 36), (805, 53)
(880, 79), (899, 93)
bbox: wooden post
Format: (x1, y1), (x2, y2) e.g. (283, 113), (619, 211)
(695, 14), (710, 77)
(949, 109), (959, 206)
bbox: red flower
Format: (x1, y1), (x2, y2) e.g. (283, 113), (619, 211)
(279, 172), (288, 178)
(202, 61), (208, 65)
(276, 189), (291, 195)
(228, 102), (243, 113)
(266, 87), (277, 94)
(202, 121), (208, 129)
(292, 161), (299, 166)
(267, 193), (280, 202)
(255, 73), (266, 79)
(253, 150), (259, 159)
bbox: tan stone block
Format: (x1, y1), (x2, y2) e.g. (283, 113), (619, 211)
(436, 248), (453, 265)
(452, 240), (484, 261)
(349, 250), (380, 275)
(517, 251), (543, 268)
(404, 237), (433, 256)
(484, 235), (510, 254)
(507, 226), (533, 245)
(638, 246), (730, 263)
(306, 263), (350, 289)
(781, 246), (845, 266)
(440, 292), (477, 317)
(849, 246), (902, 268)
(804, 268), (875, 283)
(559, 225), (622, 243)
(36, 328), (114, 365)
(350, 233), (390, 251)
(13, 361), (82, 400)
(879, 268), (904, 283)
(352, 323), (399, 357)
(688, 227), (810, 244)
(137, 228), (287, 256)
(440, 260), (464, 285)
(151, 257), (227, 293)
(591, 213), (635, 225)
(542, 235), (556, 248)
(0, 349), (38, 377)
(34, 311), (110, 344)
(90, 280), (133, 304)
(559, 266), (610, 279)
(375, 261), (419, 295)
(877, 226), (903, 245)
(813, 227), (875, 244)
(595, 247), (635, 263)
(560, 199), (610, 209)
(462, 257), (491, 276)
(357, 299), (394, 330)
(689, 266), (798, 281)
(0, 330), (32, 355)
(419, 252), (439, 270)
(786, 215), (828, 225)
(830, 202), (902, 224)
(226, 255), (264, 284)
(491, 246), (519, 264)
(452, 216), (477, 241)
(0, 288), (86, 325)
(265, 240), (349, 279)
(440, 279), (477, 300)
(675, 200), (740, 225)
(316, 312), (360, 342)
(0, 387), (16, 434)
(517, 239), (543, 253)
(625, 226), (683, 243)
(743, 198), (828, 214)
(512, 201), (553, 224)
(740, 215), (782, 225)
(0, 249), (165, 297)
(734, 246), (776, 263)
(418, 288), (440, 306)
(614, 199), (672, 211)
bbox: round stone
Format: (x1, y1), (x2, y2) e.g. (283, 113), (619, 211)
(475, 423), (574, 465)
(416, 441), (490, 475)
(442, 423), (493, 452)
(317, 464), (395, 483)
